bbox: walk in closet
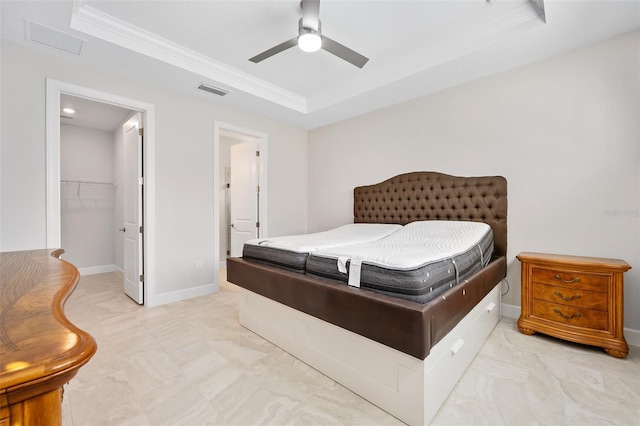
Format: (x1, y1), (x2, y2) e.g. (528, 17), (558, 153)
(59, 94), (133, 274)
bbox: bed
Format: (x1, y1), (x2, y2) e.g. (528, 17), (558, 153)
(226, 171), (507, 425)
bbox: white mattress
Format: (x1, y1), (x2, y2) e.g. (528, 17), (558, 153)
(242, 223), (402, 271)
(306, 220), (494, 302)
(245, 223), (402, 252)
(310, 221), (492, 270)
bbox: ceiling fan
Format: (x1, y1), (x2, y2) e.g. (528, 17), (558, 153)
(249, 0), (369, 69)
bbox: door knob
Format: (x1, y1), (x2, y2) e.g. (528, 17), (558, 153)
(230, 223), (235, 228)
(118, 227), (126, 232)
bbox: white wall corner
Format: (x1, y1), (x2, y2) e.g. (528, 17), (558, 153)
(500, 302), (521, 320)
(624, 328), (640, 349)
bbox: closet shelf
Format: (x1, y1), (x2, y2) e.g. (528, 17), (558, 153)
(61, 180), (116, 207)
(61, 180), (116, 187)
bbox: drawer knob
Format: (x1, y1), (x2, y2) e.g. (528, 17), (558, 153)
(554, 274), (580, 284)
(553, 290), (581, 302)
(554, 308), (581, 320)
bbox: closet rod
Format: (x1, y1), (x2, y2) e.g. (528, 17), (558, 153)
(61, 179), (116, 186)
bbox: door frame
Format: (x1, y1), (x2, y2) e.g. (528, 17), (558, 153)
(213, 122), (268, 277)
(45, 78), (156, 306)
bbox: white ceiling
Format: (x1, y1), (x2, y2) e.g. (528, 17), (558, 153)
(60, 93), (133, 131)
(2, 1), (639, 129)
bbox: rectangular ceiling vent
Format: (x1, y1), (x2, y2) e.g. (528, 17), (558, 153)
(25, 20), (84, 55)
(197, 83), (229, 97)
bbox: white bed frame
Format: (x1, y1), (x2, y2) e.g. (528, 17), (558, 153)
(238, 282), (501, 425)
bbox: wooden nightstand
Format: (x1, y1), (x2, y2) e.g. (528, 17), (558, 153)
(517, 252), (632, 358)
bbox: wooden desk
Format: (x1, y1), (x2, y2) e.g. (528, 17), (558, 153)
(1, 250), (97, 425)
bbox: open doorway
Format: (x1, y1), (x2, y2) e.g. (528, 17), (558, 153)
(59, 94), (144, 304)
(46, 79), (156, 306)
(213, 122), (268, 273)
(59, 93), (132, 275)
(221, 131), (260, 258)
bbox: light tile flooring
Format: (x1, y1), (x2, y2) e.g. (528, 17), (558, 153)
(62, 271), (640, 426)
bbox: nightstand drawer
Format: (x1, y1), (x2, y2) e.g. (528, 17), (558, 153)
(532, 300), (608, 330)
(532, 283), (608, 311)
(531, 267), (608, 292)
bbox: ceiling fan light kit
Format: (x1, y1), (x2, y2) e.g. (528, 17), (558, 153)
(249, 0), (368, 68)
(298, 26), (322, 53)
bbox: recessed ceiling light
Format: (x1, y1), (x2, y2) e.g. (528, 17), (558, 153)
(62, 107), (76, 114)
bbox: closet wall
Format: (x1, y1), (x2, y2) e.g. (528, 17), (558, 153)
(60, 124), (116, 270)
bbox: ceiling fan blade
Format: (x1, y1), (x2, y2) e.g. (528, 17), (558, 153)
(321, 36), (369, 68)
(301, 0), (320, 31)
(249, 38), (298, 63)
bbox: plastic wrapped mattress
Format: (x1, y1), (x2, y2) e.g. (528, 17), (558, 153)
(306, 221), (494, 303)
(242, 223), (402, 272)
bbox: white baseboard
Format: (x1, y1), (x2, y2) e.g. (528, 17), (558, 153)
(146, 282), (218, 308)
(501, 302), (640, 348)
(500, 302), (521, 321)
(78, 264), (119, 276)
(624, 327), (640, 348)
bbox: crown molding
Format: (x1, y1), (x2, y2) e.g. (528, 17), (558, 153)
(70, 3), (308, 113)
(69, 1), (545, 117)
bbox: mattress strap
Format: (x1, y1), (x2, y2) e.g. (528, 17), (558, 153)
(477, 243), (484, 266)
(451, 258), (459, 284)
(337, 256), (349, 273)
(337, 256), (363, 288)
(348, 258), (362, 288)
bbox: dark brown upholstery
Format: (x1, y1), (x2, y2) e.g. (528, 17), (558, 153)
(226, 171), (508, 359)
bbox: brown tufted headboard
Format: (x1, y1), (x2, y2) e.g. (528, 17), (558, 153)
(354, 172), (507, 257)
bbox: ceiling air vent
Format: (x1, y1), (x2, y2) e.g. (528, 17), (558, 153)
(25, 20), (84, 55)
(197, 83), (229, 97)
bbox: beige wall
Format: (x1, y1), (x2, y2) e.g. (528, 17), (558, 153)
(1, 39), (308, 301)
(308, 32), (640, 330)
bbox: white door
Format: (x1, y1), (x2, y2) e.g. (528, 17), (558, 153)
(230, 140), (259, 257)
(123, 115), (144, 304)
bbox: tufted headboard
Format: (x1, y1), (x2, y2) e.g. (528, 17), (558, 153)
(354, 172), (508, 257)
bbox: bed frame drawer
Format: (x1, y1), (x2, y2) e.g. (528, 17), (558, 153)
(238, 284), (501, 426)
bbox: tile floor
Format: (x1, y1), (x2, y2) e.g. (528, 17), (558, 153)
(62, 271), (640, 425)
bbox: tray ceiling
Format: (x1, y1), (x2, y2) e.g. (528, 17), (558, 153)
(2, 1), (639, 129)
